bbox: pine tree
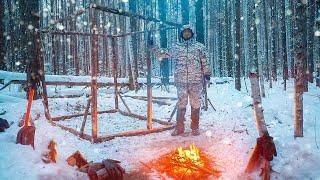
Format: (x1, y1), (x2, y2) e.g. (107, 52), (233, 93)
(0, 0), (5, 70)
(294, 0), (307, 138)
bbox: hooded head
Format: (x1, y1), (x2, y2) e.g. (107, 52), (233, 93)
(180, 25), (194, 41)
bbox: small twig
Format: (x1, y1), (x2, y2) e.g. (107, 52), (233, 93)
(139, 161), (153, 170)
(314, 117), (319, 149)
(207, 99), (217, 111)
(0, 110), (6, 115)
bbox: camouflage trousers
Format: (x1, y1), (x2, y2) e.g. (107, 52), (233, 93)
(176, 83), (203, 109)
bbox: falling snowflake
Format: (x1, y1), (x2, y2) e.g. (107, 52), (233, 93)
(286, 9), (293, 16)
(15, 61), (21, 66)
(205, 130), (212, 137)
(255, 18), (260, 25)
(56, 23), (64, 30)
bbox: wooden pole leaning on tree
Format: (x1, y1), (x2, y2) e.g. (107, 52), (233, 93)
(90, 8), (98, 140)
(246, 72), (277, 180)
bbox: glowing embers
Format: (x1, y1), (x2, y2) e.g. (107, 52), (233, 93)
(152, 144), (221, 179)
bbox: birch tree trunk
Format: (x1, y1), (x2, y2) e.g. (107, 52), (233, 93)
(249, 72), (269, 137)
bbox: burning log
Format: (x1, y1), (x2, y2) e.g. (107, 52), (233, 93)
(42, 140), (58, 163)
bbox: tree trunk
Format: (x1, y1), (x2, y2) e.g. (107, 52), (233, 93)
(195, 0), (204, 44)
(225, 0), (233, 77)
(307, 0), (315, 83)
(280, 0), (288, 91)
(316, 0), (320, 87)
(69, 1), (79, 75)
(129, 0), (139, 86)
(249, 73), (269, 137)
(0, 0), (5, 70)
(294, 0), (307, 138)
(235, 0), (241, 91)
(24, 1), (41, 99)
(181, 0), (190, 25)
(158, 0), (169, 84)
(270, 0), (277, 82)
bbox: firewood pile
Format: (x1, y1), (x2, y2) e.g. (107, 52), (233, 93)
(67, 151), (125, 180)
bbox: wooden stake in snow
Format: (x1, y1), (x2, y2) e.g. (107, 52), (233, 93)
(112, 37), (119, 110)
(80, 97), (91, 137)
(146, 32), (153, 130)
(90, 8), (98, 140)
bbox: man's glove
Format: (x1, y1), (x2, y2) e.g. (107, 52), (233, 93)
(204, 74), (211, 81)
(102, 159), (125, 179)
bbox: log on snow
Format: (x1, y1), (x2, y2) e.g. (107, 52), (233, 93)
(118, 110), (173, 126)
(95, 125), (175, 143)
(123, 95), (172, 106)
(51, 109), (118, 121)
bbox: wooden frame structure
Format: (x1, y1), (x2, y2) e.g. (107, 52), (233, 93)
(38, 4), (181, 143)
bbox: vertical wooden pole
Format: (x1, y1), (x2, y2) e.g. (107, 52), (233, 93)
(146, 33), (153, 130)
(112, 37), (119, 109)
(90, 8), (98, 140)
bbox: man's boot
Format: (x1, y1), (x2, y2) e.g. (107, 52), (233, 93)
(191, 107), (200, 136)
(171, 108), (186, 136)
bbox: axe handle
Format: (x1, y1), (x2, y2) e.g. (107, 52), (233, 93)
(24, 88), (35, 129)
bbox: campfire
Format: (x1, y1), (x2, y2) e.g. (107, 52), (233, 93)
(149, 144), (221, 179)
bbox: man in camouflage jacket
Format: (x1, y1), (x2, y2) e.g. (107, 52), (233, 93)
(159, 25), (211, 136)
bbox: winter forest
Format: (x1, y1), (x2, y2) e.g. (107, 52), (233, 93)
(0, 0), (320, 179)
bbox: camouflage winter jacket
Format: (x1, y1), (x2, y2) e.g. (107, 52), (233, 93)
(168, 39), (211, 85)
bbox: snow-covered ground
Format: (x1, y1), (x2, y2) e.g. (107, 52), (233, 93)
(0, 78), (320, 180)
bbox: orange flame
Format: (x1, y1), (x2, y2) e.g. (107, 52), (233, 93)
(176, 144), (203, 166)
(150, 143), (221, 179)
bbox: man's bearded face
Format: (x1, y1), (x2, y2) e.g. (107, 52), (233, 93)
(182, 29), (193, 40)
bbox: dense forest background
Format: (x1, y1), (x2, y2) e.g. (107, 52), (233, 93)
(0, 0), (319, 90)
